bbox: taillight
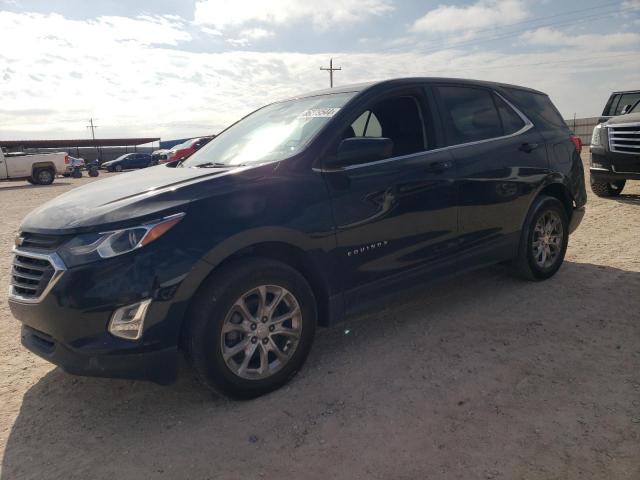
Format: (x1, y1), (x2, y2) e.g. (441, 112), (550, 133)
(570, 135), (582, 155)
(64, 155), (70, 164)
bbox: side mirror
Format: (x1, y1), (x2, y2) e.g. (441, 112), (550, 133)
(328, 137), (393, 168)
(620, 104), (632, 115)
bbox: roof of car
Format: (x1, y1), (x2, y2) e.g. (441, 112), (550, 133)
(284, 77), (545, 101)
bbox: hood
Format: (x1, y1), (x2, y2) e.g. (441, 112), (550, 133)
(606, 112), (640, 125)
(20, 164), (255, 234)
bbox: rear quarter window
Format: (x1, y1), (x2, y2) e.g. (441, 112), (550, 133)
(505, 89), (567, 130)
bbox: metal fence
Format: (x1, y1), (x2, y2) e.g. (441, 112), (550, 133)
(565, 117), (599, 146)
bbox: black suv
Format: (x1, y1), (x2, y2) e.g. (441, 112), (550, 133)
(590, 94), (640, 197)
(9, 78), (586, 398)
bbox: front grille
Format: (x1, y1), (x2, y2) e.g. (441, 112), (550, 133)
(608, 124), (640, 155)
(9, 250), (66, 302)
(18, 232), (67, 250)
(11, 254), (55, 298)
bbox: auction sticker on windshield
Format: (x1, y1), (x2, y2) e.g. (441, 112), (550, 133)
(298, 108), (341, 118)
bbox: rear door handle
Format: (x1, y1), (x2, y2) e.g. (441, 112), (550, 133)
(519, 142), (539, 153)
(426, 160), (453, 173)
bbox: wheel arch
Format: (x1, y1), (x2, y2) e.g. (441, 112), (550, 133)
(537, 181), (574, 219)
(31, 162), (55, 174)
(177, 239), (336, 350)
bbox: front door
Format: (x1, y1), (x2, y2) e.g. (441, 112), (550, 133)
(321, 88), (458, 312)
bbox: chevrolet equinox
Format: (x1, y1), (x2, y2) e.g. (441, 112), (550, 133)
(9, 78), (586, 398)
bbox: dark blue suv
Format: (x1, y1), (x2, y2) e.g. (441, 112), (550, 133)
(9, 78), (586, 398)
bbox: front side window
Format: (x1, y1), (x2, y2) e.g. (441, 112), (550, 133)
(616, 93), (640, 115)
(183, 92), (356, 167)
(342, 95), (426, 157)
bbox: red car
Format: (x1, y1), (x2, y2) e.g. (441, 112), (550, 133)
(166, 136), (214, 162)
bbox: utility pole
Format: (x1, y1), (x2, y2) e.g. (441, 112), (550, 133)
(86, 118), (100, 161)
(320, 58), (341, 88)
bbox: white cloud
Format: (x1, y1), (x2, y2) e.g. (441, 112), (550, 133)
(241, 28), (275, 40)
(201, 26), (222, 36)
(226, 28), (275, 47)
(411, 0), (529, 36)
(194, 0), (394, 30)
(521, 27), (640, 50)
(0, 11), (638, 141)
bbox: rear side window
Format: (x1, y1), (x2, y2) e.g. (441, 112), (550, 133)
(437, 86), (503, 145)
(505, 89), (567, 130)
(494, 94), (525, 135)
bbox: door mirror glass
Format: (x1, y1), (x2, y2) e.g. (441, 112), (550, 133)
(329, 137), (393, 168)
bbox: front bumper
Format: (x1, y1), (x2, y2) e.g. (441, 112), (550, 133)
(21, 325), (177, 384)
(8, 239), (209, 384)
(590, 149), (640, 181)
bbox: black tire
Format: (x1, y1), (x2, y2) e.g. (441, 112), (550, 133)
(114, 164), (123, 172)
(71, 168), (82, 178)
(590, 177), (625, 197)
(26, 178), (36, 185)
(33, 168), (54, 185)
(185, 258), (317, 399)
(511, 195), (569, 281)
(88, 168), (99, 177)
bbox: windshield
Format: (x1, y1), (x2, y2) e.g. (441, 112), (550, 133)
(629, 99), (640, 114)
(113, 154), (132, 161)
(182, 92), (355, 168)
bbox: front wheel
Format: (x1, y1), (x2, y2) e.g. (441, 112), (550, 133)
(590, 178), (625, 197)
(186, 258), (317, 399)
(511, 195), (568, 281)
(114, 164), (123, 172)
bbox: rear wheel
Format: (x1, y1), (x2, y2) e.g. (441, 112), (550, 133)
(511, 195), (568, 281)
(590, 178), (625, 197)
(32, 168), (54, 185)
(186, 258), (317, 399)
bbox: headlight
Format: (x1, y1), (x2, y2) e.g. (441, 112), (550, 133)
(58, 212), (184, 267)
(591, 124), (602, 147)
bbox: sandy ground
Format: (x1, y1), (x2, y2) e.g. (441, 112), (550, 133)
(0, 158), (639, 480)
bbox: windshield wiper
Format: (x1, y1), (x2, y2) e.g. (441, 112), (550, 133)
(194, 162), (246, 168)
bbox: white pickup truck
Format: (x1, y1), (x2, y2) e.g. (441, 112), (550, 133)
(0, 150), (69, 185)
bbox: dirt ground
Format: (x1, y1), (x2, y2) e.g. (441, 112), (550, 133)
(0, 157), (639, 480)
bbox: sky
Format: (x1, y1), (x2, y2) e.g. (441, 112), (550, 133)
(0, 0), (638, 141)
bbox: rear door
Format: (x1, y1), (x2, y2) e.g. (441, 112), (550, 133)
(433, 84), (547, 268)
(321, 87), (458, 311)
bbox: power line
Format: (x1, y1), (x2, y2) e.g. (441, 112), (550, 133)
(370, 3), (640, 56)
(320, 58), (342, 88)
(427, 52), (638, 73)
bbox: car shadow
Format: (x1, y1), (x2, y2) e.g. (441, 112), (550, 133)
(613, 193), (640, 206)
(2, 261), (639, 479)
(0, 182), (73, 192)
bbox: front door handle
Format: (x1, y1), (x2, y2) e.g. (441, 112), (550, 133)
(519, 142), (539, 153)
(426, 160), (453, 173)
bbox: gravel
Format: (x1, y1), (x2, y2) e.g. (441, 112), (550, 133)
(1, 158), (639, 479)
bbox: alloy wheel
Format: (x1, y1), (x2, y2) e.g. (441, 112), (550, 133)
(221, 285), (302, 380)
(532, 210), (564, 269)
(38, 170), (53, 184)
